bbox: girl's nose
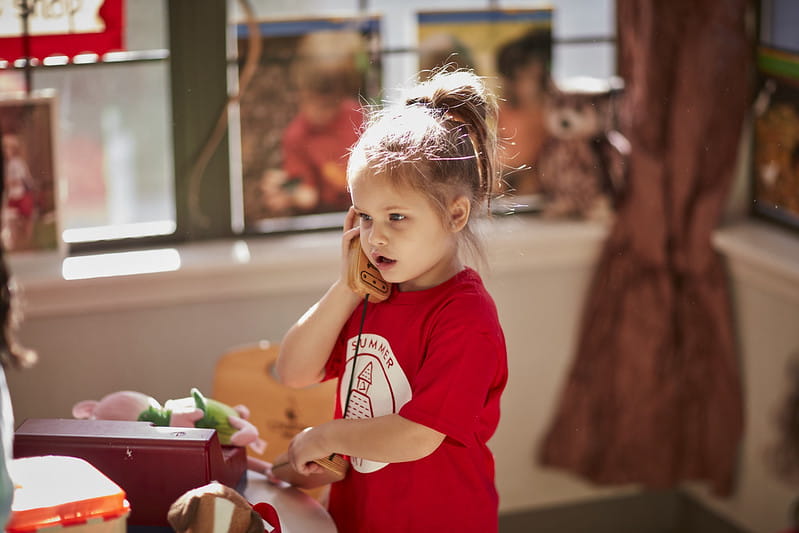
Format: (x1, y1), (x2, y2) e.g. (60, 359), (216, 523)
(367, 225), (388, 247)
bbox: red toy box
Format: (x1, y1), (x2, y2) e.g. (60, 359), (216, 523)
(13, 419), (247, 528)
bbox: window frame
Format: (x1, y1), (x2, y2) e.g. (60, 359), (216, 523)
(167, 0), (233, 244)
(33, 0), (233, 255)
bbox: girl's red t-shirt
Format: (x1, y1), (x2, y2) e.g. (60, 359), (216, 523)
(324, 268), (508, 532)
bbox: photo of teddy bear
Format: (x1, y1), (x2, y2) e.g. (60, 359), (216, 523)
(535, 76), (629, 221)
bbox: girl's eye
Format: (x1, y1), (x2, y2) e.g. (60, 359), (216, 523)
(389, 213), (405, 221)
(358, 213), (372, 222)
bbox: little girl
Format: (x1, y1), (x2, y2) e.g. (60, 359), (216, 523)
(276, 69), (508, 532)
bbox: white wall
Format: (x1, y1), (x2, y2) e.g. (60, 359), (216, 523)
(694, 222), (799, 533)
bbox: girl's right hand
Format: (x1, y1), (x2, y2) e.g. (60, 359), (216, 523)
(339, 207), (361, 286)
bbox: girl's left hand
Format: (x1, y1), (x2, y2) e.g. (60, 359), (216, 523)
(288, 425), (330, 475)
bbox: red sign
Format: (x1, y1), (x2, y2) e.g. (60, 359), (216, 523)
(0, 0), (124, 62)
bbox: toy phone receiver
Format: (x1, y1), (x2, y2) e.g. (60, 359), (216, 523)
(270, 454), (348, 489)
(347, 238), (391, 302)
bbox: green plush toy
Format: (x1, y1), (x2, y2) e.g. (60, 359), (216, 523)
(181, 388), (242, 445)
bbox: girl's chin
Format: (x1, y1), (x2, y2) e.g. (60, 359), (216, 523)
(381, 272), (402, 285)
(383, 271), (412, 288)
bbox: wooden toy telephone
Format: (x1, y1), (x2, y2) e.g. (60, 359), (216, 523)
(270, 240), (390, 488)
(346, 238), (391, 302)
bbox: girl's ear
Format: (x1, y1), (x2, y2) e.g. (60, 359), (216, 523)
(448, 195), (471, 233)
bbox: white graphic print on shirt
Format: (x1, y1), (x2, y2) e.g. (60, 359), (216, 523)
(340, 333), (412, 473)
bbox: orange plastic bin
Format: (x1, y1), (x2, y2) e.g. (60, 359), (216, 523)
(6, 456), (130, 532)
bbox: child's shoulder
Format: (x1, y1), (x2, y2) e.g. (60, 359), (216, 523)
(452, 267), (492, 298)
(438, 268), (500, 320)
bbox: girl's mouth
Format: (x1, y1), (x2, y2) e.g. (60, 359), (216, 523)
(373, 255), (396, 269)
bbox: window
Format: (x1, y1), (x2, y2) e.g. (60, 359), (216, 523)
(1, 1), (175, 251)
(1, 0), (617, 255)
(227, 0), (617, 234)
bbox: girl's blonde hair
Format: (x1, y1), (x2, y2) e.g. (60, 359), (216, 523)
(347, 69), (499, 267)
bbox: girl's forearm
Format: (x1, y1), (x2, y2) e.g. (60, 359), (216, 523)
(276, 280), (360, 388)
(321, 414), (445, 464)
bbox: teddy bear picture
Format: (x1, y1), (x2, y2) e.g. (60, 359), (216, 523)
(535, 76), (629, 220)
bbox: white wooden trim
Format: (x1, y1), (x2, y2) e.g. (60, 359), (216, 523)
(9, 218), (610, 318)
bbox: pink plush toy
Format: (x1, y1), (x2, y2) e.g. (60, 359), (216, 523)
(72, 388), (266, 455)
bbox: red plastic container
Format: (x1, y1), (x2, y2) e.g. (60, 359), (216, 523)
(6, 455), (129, 532)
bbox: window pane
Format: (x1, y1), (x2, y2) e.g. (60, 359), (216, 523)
(552, 42), (616, 80)
(0, 0), (173, 246)
(761, 0), (799, 52)
(229, 2), (616, 233)
(125, 3), (169, 51)
(549, 0), (615, 40)
(32, 61), (175, 242)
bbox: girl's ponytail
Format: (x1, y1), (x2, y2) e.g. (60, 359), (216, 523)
(404, 70), (498, 210)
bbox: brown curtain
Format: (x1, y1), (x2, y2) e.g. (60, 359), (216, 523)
(538, 0), (753, 496)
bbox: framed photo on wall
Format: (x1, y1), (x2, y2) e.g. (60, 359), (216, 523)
(417, 9), (553, 207)
(753, 47), (799, 231)
(0, 90), (59, 252)
(235, 16), (381, 233)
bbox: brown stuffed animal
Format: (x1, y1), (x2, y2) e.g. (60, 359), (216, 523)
(535, 76), (629, 220)
(167, 482), (281, 533)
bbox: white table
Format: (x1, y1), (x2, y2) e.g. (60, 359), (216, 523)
(244, 472), (337, 533)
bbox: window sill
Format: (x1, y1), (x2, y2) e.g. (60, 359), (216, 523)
(13, 217), (794, 320)
(9, 216), (611, 319)
(713, 220), (799, 304)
